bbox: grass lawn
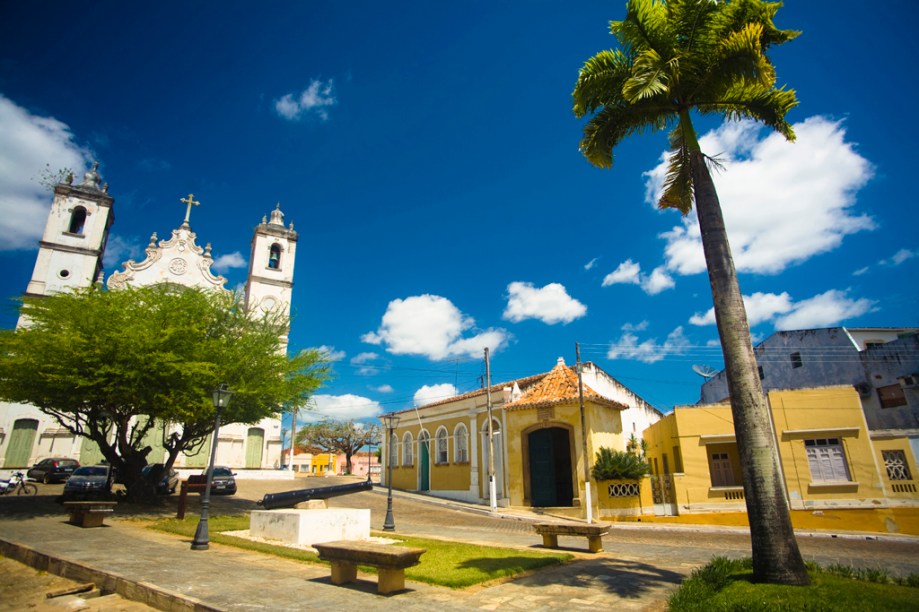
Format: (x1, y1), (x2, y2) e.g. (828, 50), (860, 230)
(669, 557), (919, 611)
(149, 515), (572, 588)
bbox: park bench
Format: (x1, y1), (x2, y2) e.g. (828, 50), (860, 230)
(63, 501), (117, 528)
(312, 540), (426, 595)
(533, 521), (610, 553)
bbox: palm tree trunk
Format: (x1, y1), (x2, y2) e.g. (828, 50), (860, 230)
(691, 150), (810, 586)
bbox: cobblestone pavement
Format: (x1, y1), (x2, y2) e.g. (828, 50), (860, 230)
(2, 477), (918, 611)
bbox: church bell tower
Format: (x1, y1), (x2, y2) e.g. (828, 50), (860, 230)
(24, 162), (114, 302)
(244, 204), (298, 341)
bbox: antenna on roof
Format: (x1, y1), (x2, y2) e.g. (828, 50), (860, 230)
(692, 364), (719, 379)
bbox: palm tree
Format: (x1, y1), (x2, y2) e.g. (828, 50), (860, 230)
(573, 0), (808, 585)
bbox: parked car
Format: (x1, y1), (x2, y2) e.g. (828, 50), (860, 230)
(62, 465), (112, 500)
(143, 464), (178, 495)
(26, 458), (79, 484)
(209, 467), (237, 495)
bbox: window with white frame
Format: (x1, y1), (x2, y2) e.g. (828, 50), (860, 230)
(388, 433), (398, 466)
(454, 424), (468, 463)
(805, 438), (851, 482)
(436, 427), (449, 464)
(883, 450), (913, 481)
(402, 431), (414, 466)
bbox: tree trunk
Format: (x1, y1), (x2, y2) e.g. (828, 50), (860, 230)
(691, 151), (810, 585)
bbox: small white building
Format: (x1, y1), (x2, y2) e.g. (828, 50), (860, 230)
(0, 164), (298, 471)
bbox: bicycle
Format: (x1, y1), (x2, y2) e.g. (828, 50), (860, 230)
(0, 471), (38, 496)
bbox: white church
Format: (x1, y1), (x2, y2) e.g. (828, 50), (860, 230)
(0, 163), (297, 472)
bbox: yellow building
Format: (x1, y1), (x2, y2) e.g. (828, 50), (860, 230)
(381, 358), (662, 517)
(644, 386), (919, 516)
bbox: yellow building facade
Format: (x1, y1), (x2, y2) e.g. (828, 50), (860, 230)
(382, 358), (662, 517)
(643, 386), (919, 516)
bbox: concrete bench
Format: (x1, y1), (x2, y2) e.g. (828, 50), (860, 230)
(533, 521), (610, 553)
(63, 501), (117, 528)
(312, 540), (426, 595)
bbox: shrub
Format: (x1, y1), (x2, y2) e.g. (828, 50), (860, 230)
(590, 447), (650, 480)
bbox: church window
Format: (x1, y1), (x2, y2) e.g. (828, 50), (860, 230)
(68, 206), (87, 235)
(454, 424), (468, 463)
(436, 427), (449, 464)
(401, 432), (413, 466)
(268, 244), (282, 269)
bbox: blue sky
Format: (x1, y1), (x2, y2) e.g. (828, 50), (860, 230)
(1, 2), (916, 427)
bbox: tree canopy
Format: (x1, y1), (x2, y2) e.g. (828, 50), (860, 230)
(0, 285), (329, 501)
(295, 419), (380, 475)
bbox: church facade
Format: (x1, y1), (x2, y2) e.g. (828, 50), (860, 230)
(0, 164), (297, 471)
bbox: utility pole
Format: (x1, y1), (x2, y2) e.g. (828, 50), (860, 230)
(485, 348), (497, 514)
(290, 405), (297, 472)
(576, 342), (593, 523)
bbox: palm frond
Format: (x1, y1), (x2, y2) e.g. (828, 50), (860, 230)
(611, 0), (672, 58)
(659, 122), (694, 213)
(572, 49), (633, 117)
(579, 103), (671, 169)
(697, 81), (798, 141)
(622, 48), (674, 102)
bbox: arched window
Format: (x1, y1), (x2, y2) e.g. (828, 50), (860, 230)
(388, 432), (398, 466)
(436, 427), (449, 464)
(454, 424), (468, 463)
(402, 431), (414, 466)
(68, 206), (87, 235)
(268, 244), (282, 269)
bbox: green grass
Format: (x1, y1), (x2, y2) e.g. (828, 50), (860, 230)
(669, 557), (919, 612)
(149, 515), (572, 589)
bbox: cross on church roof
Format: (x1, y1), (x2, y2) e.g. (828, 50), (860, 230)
(180, 193), (200, 224)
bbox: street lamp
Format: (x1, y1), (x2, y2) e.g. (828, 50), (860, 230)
(382, 412), (400, 532)
(191, 383), (233, 551)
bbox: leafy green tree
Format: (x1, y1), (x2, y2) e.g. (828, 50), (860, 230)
(295, 419), (381, 475)
(591, 447), (650, 480)
(0, 286), (329, 501)
(572, 0), (808, 585)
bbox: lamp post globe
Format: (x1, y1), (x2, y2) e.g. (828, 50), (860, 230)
(191, 384), (232, 551)
(382, 412), (400, 532)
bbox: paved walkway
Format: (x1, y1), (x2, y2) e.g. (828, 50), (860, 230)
(2, 479), (918, 611)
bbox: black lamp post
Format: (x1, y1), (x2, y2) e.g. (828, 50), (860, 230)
(191, 383), (233, 551)
(382, 412), (400, 532)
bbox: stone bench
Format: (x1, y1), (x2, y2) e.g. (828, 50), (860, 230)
(533, 521), (610, 553)
(63, 501), (117, 528)
(312, 540), (426, 595)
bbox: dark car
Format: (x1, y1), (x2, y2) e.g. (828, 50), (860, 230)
(209, 467), (237, 495)
(26, 458), (79, 484)
(143, 464), (178, 495)
(62, 465), (112, 500)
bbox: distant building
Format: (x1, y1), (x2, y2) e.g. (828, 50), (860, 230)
(644, 386), (918, 522)
(699, 327), (919, 466)
(381, 358), (662, 518)
(0, 165), (297, 470)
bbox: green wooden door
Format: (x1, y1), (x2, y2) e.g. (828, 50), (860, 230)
(5, 419), (38, 467)
(246, 428), (265, 468)
(419, 434), (430, 491)
(185, 436), (210, 468)
(528, 428), (556, 506)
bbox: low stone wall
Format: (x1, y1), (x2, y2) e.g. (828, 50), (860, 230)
(597, 478), (654, 518)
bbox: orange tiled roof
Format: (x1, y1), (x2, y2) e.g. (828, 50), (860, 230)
(504, 360), (627, 411)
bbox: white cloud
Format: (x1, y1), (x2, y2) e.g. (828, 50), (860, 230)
(316, 345), (346, 361)
(413, 383), (459, 407)
(102, 235), (142, 270)
(371, 384), (394, 393)
(211, 251), (247, 272)
(275, 79), (337, 121)
(602, 259), (675, 295)
(350, 351), (384, 375)
(644, 117), (874, 276)
(608, 325), (690, 364)
(503, 281), (586, 325)
(297, 394), (382, 423)
(852, 266), (869, 276)
(689, 292), (793, 327)
(362, 294), (509, 361)
(886, 248), (917, 266)
(774, 289), (877, 330)
(689, 289), (874, 331)
(584, 257), (599, 271)
(0, 95), (92, 250)
(602, 259), (641, 286)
